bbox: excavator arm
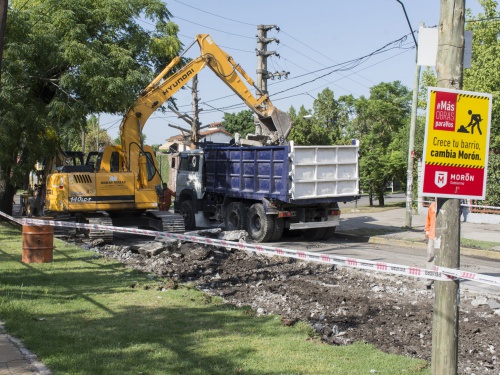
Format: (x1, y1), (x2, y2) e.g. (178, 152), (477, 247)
(119, 33), (292, 179)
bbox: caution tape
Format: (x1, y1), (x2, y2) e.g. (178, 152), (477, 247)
(1, 210), (499, 287)
(435, 267), (500, 288)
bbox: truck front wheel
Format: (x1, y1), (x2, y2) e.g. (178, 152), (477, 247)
(247, 203), (275, 242)
(180, 200), (196, 230)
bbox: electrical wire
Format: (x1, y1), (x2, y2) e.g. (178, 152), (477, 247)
(173, 0), (256, 26)
(172, 15), (254, 39)
(168, 32), (416, 114)
(466, 15), (500, 23)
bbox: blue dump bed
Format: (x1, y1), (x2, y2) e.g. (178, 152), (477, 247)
(204, 145), (289, 201)
(203, 142), (360, 204)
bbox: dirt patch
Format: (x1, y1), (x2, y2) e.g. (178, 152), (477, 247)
(87, 236), (499, 374)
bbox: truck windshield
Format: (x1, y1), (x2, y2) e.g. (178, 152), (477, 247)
(180, 155), (199, 172)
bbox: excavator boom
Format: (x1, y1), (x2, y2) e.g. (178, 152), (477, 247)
(120, 34), (293, 175)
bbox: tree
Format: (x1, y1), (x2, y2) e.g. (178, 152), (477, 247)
(0, 0), (182, 214)
(356, 81), (412, 206)
(221, 109), (254, 138)
(312, 88), (346, 143)
(464, 0), (500, 151)
(288, 105), (332, 145)
(288, 89), (352, 146)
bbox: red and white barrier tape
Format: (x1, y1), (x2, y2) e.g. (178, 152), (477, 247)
(434, 267), (500, 287)
(1, 210), (499, 287)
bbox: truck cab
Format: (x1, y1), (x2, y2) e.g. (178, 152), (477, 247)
(174, 150), (207, 230)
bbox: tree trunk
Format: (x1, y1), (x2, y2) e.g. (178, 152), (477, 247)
(378, 193), (385, 207)
(0, 180), (16, 216)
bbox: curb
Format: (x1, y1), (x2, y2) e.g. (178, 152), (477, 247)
(334, 232), (500, 260)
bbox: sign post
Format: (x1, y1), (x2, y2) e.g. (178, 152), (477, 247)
(421, 87), (492, 200)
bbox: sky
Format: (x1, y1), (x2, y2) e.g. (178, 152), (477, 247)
(100, 0), (486, 146)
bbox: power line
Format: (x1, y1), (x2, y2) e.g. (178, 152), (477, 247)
(16, 0), (31, 11)
(173, 15), (254, 39)
(281, 42), (372, 90)
(170, 0), (389, 88)
(171, 32), (415, 113)
(466, 15), (500, 23)
(173, 0), (256, 26)
(276, 57), (357, 96)
(273, 33), (414, 84)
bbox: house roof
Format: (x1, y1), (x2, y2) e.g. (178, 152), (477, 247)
(165, 122), (231, 142)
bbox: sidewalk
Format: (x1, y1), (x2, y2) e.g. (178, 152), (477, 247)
(0, 321), (50, 375)
(338, 206), (500, 259)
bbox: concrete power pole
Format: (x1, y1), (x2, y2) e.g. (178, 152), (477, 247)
(405, 23), (424, 228)
(255, 25), (287, 134)
(431, 1), (465, 374)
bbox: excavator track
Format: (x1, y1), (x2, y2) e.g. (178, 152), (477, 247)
(88, 216), (114, 244)
(155, 212), (186, 233)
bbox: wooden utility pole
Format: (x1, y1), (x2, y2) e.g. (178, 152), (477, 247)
(431, 1), (465, 374)
(0, 0), (8, 87)
(190, 74), (200, 149)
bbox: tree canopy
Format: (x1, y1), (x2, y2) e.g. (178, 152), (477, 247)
(464, 0), (500, 151)
(0, 0), (182, 213)
(288, 88), (351, 146)
(221, 109), (254, 138)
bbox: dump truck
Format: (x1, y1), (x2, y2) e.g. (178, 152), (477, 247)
(174, 141), (360, 242)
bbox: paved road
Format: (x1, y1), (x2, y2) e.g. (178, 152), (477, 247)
(274, 203), (500, 298)
(279, 237), (500, 298)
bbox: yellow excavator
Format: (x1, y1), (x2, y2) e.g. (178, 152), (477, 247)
(43, 34), (292, 240)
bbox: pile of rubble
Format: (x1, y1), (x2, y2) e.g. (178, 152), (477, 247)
(84, 229), (500, 374)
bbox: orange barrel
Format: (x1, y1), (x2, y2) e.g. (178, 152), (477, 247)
(22, 221), (54, 263)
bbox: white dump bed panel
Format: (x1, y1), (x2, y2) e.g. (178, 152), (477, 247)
(289, 143), (359, 200)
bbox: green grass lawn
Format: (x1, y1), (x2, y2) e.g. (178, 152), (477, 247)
(0, 222), (429, 374)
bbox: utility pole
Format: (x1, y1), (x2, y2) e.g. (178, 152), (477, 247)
(0, 0), (8, 88)
(405, 65), (421, 227)
(405, 22), (423, 228)
(190, 74), (200, 149)
(431, 1), (464, 374)
(255, 25), (287, 134)
(96, 114), (100, 151)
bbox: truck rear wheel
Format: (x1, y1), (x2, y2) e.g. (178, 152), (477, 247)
(270, 217), (284, 242)
(321, 226), (337, 240)
(247, 203), (275, 242)
(180, 200), (196, 230)
(302, 228), (327, 241)
(225, 202), (247, 231)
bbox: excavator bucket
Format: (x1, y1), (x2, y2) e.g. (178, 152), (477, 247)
(270, 108), (293, 140)
(258, 108), (293, 140)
